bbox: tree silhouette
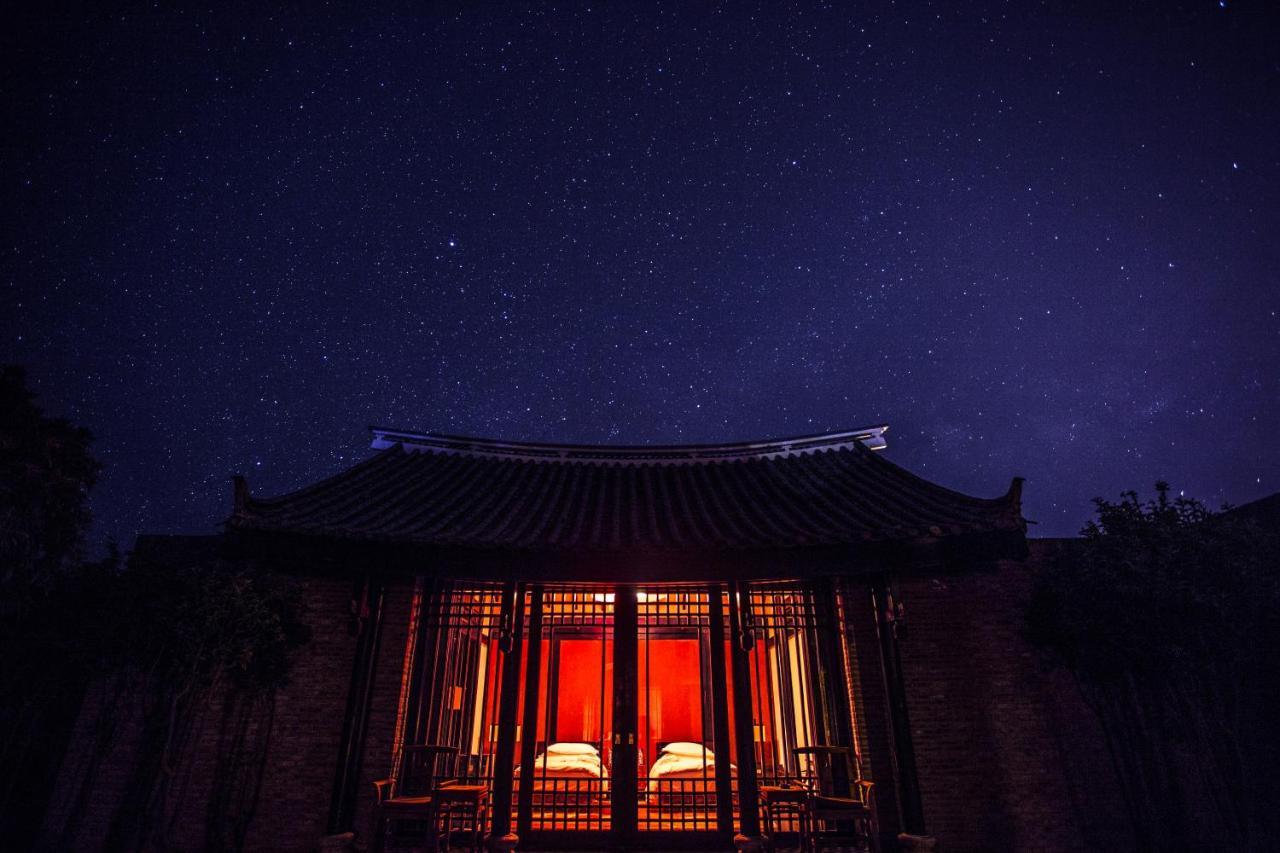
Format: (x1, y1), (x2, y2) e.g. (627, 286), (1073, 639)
(0, 366), (309, 851)
(0, 365), (103, 847)
(1027, 484), (1280, 852)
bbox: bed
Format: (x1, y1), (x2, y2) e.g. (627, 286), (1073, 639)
(515, 742), (608, 807)
(646, 741), (735, 808)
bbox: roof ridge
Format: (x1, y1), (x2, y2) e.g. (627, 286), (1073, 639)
(368, 424), (889, 464)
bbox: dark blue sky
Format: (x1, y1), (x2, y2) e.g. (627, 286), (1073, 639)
(3, 2), (1277, 547)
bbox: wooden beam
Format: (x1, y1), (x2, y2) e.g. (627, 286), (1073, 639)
(225, 527), (1028, 585)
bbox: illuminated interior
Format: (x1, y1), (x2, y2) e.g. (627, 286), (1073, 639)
(397, 580), (857, 842)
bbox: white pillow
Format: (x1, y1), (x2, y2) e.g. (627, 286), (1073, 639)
(661, 742), (710, 758)
(546, 742), (599, 755)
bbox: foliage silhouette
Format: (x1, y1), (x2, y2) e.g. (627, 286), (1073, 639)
(0, 365), (103, 848)
(0, 366), (310, 851)
(1027, 483), (1280, 852)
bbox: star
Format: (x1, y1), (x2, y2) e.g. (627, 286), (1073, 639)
(2, 0), (1274, 548)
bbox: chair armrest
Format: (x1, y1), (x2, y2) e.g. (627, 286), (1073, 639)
(373, 778), (393, 804)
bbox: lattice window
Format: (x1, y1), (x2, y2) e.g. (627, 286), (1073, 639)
(517, 586), (615, 833)
(404, 581), (507, 789)
(637, 586), (728, 833)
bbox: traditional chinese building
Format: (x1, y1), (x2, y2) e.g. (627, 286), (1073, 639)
(44, 425), (1133, 852)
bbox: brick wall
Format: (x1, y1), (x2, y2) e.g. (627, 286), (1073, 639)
(351, 578), (417, 846)
(40, 568), (389, 845)
(238, 574), (363, 851)
(841, 578), (904, 840)
(890, 542), (1133, 852)
(41, 542), (1135, 852)
(41, 674), (149, 850)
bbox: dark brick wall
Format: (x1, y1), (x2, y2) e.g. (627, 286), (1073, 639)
(41, 544), (1134, 852)
(351, 578), (417, 846)
(41, 573), (371, 852)
(891, 542), (1133, 852)
(841, 578), (905, 841)
(41, 675), (148, 850)
(238, 574), (363, 851)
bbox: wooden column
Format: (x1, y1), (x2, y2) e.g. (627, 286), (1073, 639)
(486, 582), (525, 851)
(707, 583), (735, 835)
(814, 577), (857, 766)
(402, 576), (446, 747)
(327, 574), (386, 834)
(612, 584), (639, 839)
(872, 576), (926, 836)
(515, 586), (544, 835)
(727, 580), (764, 851)
(842, 577), (902, 847)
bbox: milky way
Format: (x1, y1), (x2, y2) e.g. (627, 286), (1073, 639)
(3, 2), (1277, 547)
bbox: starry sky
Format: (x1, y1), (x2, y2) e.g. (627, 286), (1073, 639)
(3, 2), (1277, 548)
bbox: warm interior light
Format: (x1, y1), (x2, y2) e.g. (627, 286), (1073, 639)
(587, 590), (671, 603)
(487, 723), (521, 742)
(422, 583), (837, 833)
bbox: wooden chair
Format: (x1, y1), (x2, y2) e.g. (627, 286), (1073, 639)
(433, 783), (489, 853)
(760, 783), (810, 852)
(793, 746), (878, 852)
(371, 744), (459, 853)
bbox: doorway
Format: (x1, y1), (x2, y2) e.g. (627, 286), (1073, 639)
(514, 585), (736, 848)
(401, 579), (855, 850)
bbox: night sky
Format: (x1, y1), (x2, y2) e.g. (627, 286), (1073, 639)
(3, 2), (1277, 548)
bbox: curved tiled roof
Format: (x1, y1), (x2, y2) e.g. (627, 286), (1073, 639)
(228, 427), (1024, 551)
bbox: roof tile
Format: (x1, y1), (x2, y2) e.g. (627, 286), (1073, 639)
(230, 429), (1023, 550)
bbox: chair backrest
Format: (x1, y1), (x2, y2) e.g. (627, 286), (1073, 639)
(793, 746), (854, 798)
(395, 745), (460, 797)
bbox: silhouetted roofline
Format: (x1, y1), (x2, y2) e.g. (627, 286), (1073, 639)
(229, 423), (1023, 552)
(368, 424), (889, 464)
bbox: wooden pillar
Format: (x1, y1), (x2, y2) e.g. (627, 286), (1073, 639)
(485, 582), (525, 851)
(842, 577), (903, 849)
(403, 576), (446, 746)
(872, 576), (927, 837)
(327, 574), (386, 834)
(707, 583), (735, 835)
(727, 580), (764, 851)
(515, 586), (544, 835)
(814, 577), (857, 776)
(612, 584), (639, 839)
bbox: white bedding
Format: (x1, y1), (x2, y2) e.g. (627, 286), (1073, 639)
(524, 751), (605, 778)
(517, 745), (609, 803)
(517, 743), (607, 781)
(647, 748), (735, 788)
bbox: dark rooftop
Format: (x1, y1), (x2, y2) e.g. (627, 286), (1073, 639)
(228, 426), (1024, 552)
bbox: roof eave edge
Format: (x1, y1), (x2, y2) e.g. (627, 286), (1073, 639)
(367, 424), (889, 463)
